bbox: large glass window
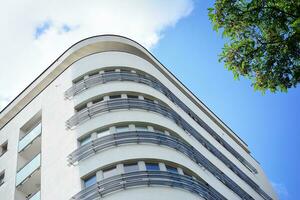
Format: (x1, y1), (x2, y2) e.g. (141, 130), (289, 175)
(79, 136), (91, 146)
(124, 163), (139, 173)
(146, 163), (160, 171)
(166, 165), (178, 173)
(84, 175), (96, 188)
(103, 166), (118, 178)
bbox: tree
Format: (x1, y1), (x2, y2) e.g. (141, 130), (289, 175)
(208, 0), (300, 92)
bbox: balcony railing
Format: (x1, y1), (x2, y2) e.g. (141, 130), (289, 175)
(65, 70), (257, 175)
(67, 98), (272, 200)
(18, 123), (41, 152)
(71, 171), (226, 200)
(28, 191), (40, 200)
(16, 153), (41, 186)
(68, 131), (253, 199)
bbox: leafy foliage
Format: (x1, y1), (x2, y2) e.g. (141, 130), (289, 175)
(209, 0), (300, 92)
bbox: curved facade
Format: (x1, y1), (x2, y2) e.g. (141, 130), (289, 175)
(0, 35), (277, 200)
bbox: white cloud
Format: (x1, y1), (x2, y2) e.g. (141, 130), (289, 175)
(0, 0), (193, 111)
(271, 181), (289, 199)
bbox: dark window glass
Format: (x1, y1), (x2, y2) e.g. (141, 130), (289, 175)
(104, 69), (115, 73)
(0, 142), (8, 157)
(124, 163), (139, 173)
(166, 165), (178, 173)
(92, 97), (103, 104)
(79, 136), (91, 146)
(110, 95), (121, 99)
(84, 175), (96, 188)
(76, 104), (87, 112)
(0, 171), (4, 186)
(120, 69), (131, 73)
(89, 71), (99, 77)
(127, 95), (139, 99)
(146, 163), (160, 171)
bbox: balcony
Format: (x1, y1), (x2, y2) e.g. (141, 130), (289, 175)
(19, 123), (41, 153)
(16, 153), (41, 187)
(71, 171), (226, 200)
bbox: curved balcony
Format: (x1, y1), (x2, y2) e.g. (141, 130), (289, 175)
(65, 70), (257, 175)
(71, 170), (226, 200)
(68, 131), (253, 200)
(66, 98), (272, 200)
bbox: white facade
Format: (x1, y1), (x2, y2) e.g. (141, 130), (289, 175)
(0, 35), (277, 200)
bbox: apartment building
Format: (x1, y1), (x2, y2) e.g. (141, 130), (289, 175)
(0, 35), (277, 200)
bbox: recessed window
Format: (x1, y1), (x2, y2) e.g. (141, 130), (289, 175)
(127, 95), (139, 99)
(166, 165), (178, 173)
(0, 171), (5, 186)
(135, 126), (148, 132)
(110, 95), (121, 99)
(154, 128), (165, 134)
(120, 69), (131, 73)
(89, 71), (100, 77)
(124, 163), (139, 173)
(104, 69), (115, 73)
(76, 104), (87, 112)
(146, 163), (160, 171)
(103, 166), (118, 178)
(83, 175), (96, 188)
(0, 141), (8, 157)
(144, 97), (154, 102)
(79, 136), (92, 146)
(92, 97), (104, 104)
(116, 126), (130, 133)
(97, 129), (110, 138)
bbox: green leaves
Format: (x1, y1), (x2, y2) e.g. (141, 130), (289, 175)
(209, 0), (300, 93)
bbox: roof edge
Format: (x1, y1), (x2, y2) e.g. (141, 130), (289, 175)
(0, 34), (250, 153)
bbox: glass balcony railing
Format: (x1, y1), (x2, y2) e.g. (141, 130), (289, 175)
(16, 153), (41, 186)
(28, 191), (40, 200)
(18, 123), (41, 152)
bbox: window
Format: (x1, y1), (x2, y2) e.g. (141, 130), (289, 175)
(166, 165), (178, 173)
(146, 163), (160, 171)
(127, 95), (139, 99)
(120, 69), (131, 73)
(79, 136), (91, 146)
(135, 126), (148, 132)
(104, 69), (115, 73)
(0, 141), (8, 157)
(103, 166), (118, 178)
(76, 104), (87, 112)
(97, 129), (110, 138)
(144, 97), (153, 102)
(84, 175), (96, 188)
(0, 171), (5, 186)
(124, 163), (139, 173)
(116, 126), (130, 133)
(92, 97), (103, 104)
(109, 95), (121, 99)
(154, 128), (165, 134)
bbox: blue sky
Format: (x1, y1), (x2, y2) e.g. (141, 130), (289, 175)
(152, 1), (299, 199)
